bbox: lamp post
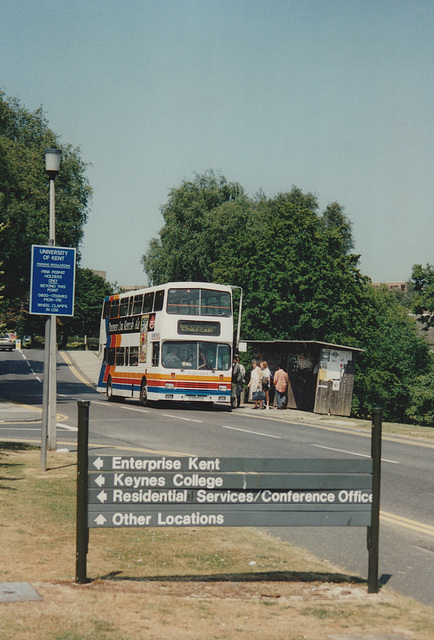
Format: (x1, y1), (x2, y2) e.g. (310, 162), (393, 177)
(42, 148), (61, 459)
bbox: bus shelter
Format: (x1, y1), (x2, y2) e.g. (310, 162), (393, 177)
(239, 340), (364, 417)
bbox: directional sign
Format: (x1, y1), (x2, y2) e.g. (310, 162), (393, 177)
(29, 245), (76, 316)
(87, 455), (373, 529)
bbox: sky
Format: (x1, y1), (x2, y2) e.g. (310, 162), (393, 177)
(2, 0), (433, 287)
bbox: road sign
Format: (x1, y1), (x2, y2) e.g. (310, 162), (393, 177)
(30, 245), (76, 316)
(86, 455), (373, 528)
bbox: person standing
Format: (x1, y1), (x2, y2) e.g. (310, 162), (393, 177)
(260, 360), (272, 409)
(231, 356), (243, 408)
(236, 356), (245, 407)
(248, 360), (263, 409)
(273, 364), (289, 409)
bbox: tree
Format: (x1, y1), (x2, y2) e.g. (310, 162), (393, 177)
(350, 285), (432, 421)
(411, 263), (434, 330)
(406, 367), (434, 427)
(0, 92), (91, 312)
(141, 170), (247, 284)
(142, 171), (433, 423)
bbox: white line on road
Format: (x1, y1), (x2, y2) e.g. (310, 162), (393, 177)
(91, 401), (149, 413)
(58, 423), (78, 431)
(222, 425), (282, 439)
(0, 426), (41, 431)
(162, 414), (203, 423)
(311, 444), (399, 464)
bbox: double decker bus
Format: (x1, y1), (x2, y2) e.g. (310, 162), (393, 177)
(97, 282), (239, 408)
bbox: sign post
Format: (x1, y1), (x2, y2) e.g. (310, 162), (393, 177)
(76, 410), (381, 588)
(368, 407), (382, 593)
(30, 244), (76, 463)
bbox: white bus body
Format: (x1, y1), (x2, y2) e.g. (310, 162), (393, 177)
(97, 282), (235, 406)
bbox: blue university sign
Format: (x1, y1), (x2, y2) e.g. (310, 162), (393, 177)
(30, 245), (76, 316)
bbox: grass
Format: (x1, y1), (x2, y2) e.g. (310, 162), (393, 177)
(0, 444), (433, 639)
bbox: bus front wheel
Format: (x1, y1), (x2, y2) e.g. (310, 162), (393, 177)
(139, 380), (148, 406)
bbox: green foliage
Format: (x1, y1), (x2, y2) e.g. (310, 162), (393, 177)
(351, 286), (431, 421)
(141, 170), (247, 284)
(0, 91), (91, 311)
(406, 365), (434, 427)
(411, 263), (434, 329)
(142, 171), (434, 424)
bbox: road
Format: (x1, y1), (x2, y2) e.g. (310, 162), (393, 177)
(1, 348), (433, 607)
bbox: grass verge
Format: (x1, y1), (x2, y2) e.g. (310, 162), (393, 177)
(1, 443), (433, 640)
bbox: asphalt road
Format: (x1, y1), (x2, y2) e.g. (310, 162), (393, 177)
(1, 348), (433, 607)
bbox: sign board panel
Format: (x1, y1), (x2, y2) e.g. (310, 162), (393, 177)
(87, 455), (373, 529)
(30, 245), (76, 316)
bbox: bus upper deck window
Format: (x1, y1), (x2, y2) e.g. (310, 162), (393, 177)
(103, 300), (111, 319)
(201, 289), (231, 317)
(109, 299), (120, 318)
(119, 297), (129, 317)
(167, 288), (199, 315)
(133, 295), (143, 315)
(154, 290), (164, 311)
(143, 292), (154, 313)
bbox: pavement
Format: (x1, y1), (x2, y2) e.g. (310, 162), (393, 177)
(0, 348), (373, 432)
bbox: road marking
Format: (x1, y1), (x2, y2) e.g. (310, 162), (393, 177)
(0, 426), (41, 431)
(59, 351), (95, 389)
(91, 400), (149, 413)
(381, 511), (434, 537)
(162, 413), (203, 423)
(311, 444), (399, 464)
(222, 425), (282, 439)
(58, 423), (78, 431)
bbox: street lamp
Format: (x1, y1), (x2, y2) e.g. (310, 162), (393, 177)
(45, 148), (61, 244)
(42, 148), (62, 462)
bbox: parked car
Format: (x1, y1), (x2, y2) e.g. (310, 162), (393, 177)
(0, 334), (15, 351)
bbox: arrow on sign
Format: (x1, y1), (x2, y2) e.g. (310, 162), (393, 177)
(97, 490), (108, 503)
(94, 474), (105, 487)
(93, 457), (104, 470)
(94, 514), (107, 526)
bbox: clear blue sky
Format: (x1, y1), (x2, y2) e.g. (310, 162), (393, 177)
(2, 0), (433, 286)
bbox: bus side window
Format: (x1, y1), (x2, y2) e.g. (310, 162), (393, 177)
(152, 342), (160, 366)
(116, 347), (125, 366)
(110, 299), (120, 318)
(143, 292), (154, 313)
(107, 347), (116, 365)
(129, 346), (139, 366)
(133, 295), (143, 315)
(103, 300), (111, 319)
(119, 297), (129, 317)
(154, 290), (164, 311)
